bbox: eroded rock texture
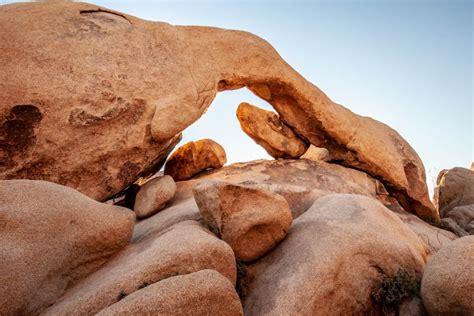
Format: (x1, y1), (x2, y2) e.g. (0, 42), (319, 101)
(0, 1), (435, 220)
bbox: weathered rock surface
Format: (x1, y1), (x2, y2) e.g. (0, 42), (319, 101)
(164, 139), (227, 181)
(300, 144), (330, 162)
(193, 180), (293, 261)
(44, 221), (236, 315)
(97, 270), (243, 315)
(0, 1), (434, 220)
(236, 102), (308, 158)
(0, 180), (134, 316)
(133, 175), (176, 219)
(421, 236), (474, 315)
(434, 167), (474, 235)
(243, 194), (430, 315)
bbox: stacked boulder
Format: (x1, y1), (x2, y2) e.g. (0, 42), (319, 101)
(434, 167), (474, 236)
(1, 2), (471, 315)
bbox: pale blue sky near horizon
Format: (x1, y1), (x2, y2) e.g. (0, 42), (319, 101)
(2, 0), (473, 194)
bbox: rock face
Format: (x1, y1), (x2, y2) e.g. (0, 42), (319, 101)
(300, 145), (330, 162)
(193, 180), (293, 261)
(0, 1), (435, 221)
(434, 167), (474, 235)
(236, 102), (308, 158)
(133, 175), (176, 219)
(243, 194), (430, 315)
(0, 180), (134, 316)
(44, 221), (236, 315)
(164, 139), (227, 181)
(97, 270), (243, 315)
(421, 236), (474, 315)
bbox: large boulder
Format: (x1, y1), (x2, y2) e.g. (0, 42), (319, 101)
(236, 102), (308, 158)
(97, 270), (243, 315)
(133, 158), (382, 241)
(1, 1), (434, 220)
(164, 139), (227, 181)
(243, 194), (430, 315)
(434, 167), (474, 235)
(44, 221), (236, 315)
(0, 180), (134, 315)
(421, 236), (474, 315)
(133, 175), (176, 219)
(193, 180), (293, 261)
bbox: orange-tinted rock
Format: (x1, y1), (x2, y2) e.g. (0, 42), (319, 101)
(44, 221), (236, 315)
(97, 270), (243, 315)
(164, 139), (226, 181)
(236, 102), (308, 158)
(243, 194), (430, 315)
(193, 180), (292, 261)
(421, 236), (474, 315)
(1, 1), (434, 220)
(133, 175), (176, 219)
(0, 180), (134, 315)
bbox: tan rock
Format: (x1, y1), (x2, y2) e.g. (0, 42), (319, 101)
(1, 2), (434, 220)
(133, 158), (383, 242)
(0, 180), (134, 315)
(300, 145), (330, 162)
(421, 236), (474, 315)
(193, 180), (292, 261)
(243, 194), (430, 315)
(97, 270), (243, 315)
(133, 175), (176, 219)
(236, 102), (308, 158)
(44, 221), (236, 315)
(164, 139), (227, 181)
(434, 167), (474, 235)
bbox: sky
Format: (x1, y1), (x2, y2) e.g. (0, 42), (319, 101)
(2, 0), (472, 193)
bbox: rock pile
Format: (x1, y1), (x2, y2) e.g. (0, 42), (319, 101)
(0, 2), (470, 315)
(434, 167), (474, 236)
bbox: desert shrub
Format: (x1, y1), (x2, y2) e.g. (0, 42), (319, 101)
(371, 268), (419, 308)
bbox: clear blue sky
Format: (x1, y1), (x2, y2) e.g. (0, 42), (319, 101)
(3, 0), (472, 193)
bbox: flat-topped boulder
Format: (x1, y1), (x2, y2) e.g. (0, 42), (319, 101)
(1, 1), (435, 220)
(236, 102), (308, 158)
(164, 139), (227, 181)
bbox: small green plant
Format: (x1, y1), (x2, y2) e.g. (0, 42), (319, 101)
(371, 268), (419, 309)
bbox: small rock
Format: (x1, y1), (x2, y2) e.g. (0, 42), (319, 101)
(193, 180), (293, 262)
(0, 180), (135, 315)
(421, 236), (474, 315)
(164, 139), (227, 181)
(236, 102), (308, 159)
(97, 270), (243, 315)
(133, 175), (176, 219)
(300, 145), (329, 161)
